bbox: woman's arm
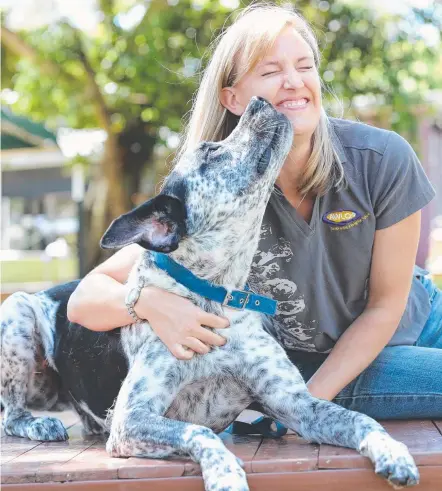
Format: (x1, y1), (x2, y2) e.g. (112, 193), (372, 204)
(67, 244), (145, 330)
(306, 210), (421, 401)
(67, 244), (229, 359)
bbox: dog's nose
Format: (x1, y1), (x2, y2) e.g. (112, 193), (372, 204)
(248, 96), (267, 116)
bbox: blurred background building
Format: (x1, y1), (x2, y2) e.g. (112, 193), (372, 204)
(1, 0), (441, 299)
(1, 108), (75, 251)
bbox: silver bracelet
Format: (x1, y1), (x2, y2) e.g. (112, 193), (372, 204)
(125, 282), (145, 322)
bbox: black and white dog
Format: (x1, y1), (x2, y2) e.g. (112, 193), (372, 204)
(1, 97), (419, 490)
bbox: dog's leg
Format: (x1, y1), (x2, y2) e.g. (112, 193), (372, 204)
(240, 335), (419, 488)
(0, 292), (67, 441)
(108, 354), (248, 491)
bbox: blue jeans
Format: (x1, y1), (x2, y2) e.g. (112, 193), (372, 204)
(287, 274), (442, 419)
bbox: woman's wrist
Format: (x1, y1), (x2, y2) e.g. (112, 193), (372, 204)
(132, 285), (156, 321)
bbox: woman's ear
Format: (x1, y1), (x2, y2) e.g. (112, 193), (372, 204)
(220, 87), (245, 116)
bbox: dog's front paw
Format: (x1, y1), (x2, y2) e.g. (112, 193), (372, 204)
(360, 432), (419, 488)
(106, 435), (127, 457)
(26, 417), (68, 441)
(201, 449), (248, 491)
(373, 441), (419, 489)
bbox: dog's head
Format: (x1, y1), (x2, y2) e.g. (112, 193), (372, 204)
(101, 97), (292, 280)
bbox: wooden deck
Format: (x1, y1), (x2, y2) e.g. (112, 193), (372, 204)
(1, 411), (441, 490)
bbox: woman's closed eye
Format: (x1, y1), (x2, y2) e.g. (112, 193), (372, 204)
(261, 66), (313, 77)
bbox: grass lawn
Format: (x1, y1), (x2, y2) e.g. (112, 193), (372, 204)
(1, 257), (78, 285)
(2, 256), (441, 290)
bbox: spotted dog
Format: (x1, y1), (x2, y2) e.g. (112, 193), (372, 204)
(1, 97), (419, 490)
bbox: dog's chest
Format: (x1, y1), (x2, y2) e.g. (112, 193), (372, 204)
(164, 375), (252, 433)
(120, 309), (263, 433)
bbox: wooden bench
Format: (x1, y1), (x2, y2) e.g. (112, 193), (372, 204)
(2, 410), (441, 490)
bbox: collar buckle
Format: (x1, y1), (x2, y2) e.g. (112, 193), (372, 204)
(223, 290), (251, 310)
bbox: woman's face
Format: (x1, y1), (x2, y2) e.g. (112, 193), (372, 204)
(221, 26), (322, 139)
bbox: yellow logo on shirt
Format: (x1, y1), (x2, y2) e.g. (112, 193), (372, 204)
(324, 211), (358, 224)
(322, 209), (370, 231)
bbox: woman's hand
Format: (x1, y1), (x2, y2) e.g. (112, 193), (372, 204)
(67, 242), (229, 359)
(136, 286), (230, 360)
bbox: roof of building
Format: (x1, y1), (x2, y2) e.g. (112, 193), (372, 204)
(1, 106), (58, 150)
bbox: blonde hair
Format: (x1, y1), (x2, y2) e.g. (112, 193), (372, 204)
(175, 2), (345, 196)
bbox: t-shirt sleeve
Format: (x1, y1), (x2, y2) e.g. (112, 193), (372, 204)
(372, 131), (435, 230)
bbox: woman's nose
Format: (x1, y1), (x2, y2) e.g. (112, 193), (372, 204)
(283, 69), (305, 89)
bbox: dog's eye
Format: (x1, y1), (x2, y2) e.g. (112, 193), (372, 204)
(199, 142), (220, 154)
(200, 142), (231, 165)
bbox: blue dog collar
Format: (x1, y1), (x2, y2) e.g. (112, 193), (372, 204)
(151, 252), (277, 316)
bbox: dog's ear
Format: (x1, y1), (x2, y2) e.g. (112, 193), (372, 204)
(100, 194), (186, 252)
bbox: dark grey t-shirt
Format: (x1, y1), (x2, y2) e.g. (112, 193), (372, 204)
(248, 117), (436, 353)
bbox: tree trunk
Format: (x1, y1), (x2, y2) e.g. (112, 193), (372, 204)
(83, 121), (157, 273)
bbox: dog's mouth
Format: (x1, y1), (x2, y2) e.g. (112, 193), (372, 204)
(256, 126), (281, 175)
(256, 147), (271, 175)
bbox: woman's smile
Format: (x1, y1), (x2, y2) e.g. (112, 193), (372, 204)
(276, 97), (310, 111)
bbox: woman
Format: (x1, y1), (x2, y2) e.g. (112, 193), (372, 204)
(68, 4), (441, 421)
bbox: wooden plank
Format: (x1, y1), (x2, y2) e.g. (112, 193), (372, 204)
(318, 442), (371, 471)
(3, 413), (441, 488)
(55, 439), (187, 481)
(33, 441), (123, 483)
(0, 413), (260, 482)
(119, 455), (187, 480)
(184, 433), (262, 475)
(318, 420), (442, 470)
(251, 434), (319, 473)
(1, 410), (79, 464)
(383, 420), (442, 466)
(246, 466), (442, 491)
(1, 424), (98, 485)
(12, 429), (261, 481)
(2, 466), (442, 491)
(1, 439), (42, 465)
(221, 433), (262, 473)
(0, 476), (205, 491)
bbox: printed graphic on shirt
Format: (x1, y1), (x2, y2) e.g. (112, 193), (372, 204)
(248, 223), (317, 351)
(322, 209), (370, 231)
